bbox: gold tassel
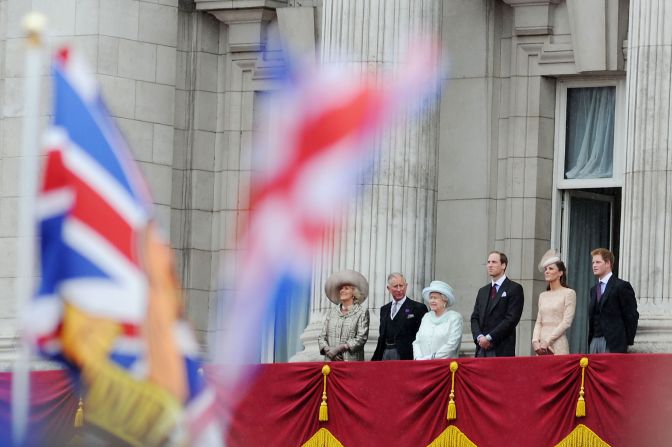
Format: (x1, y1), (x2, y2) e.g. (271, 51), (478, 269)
(74, 396), (84, 428)
(447, 361), (458, 421)
(576, 357), (589, 418)
(319, 365), (331, 422)
(447, 398), (456, 421)
(576, 395), (585, 418)
(319, 402), (328, 422)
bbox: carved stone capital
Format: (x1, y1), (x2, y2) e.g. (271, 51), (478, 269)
(502, 0), (561, 36)
(503, 0), (627, 75)
(194, 0), (287, 11)
(195, 0), (286, 52)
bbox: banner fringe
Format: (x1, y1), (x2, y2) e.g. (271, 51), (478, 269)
(555, 424), (611, 447)
(301, 428), (344, 447)
(427, 425), (476, 447)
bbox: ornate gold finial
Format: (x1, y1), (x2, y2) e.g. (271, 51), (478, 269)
(21, 12), (47, 47)
(576, 357), (589, 417)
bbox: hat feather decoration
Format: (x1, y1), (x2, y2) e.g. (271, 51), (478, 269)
(538, 249), (561, 272)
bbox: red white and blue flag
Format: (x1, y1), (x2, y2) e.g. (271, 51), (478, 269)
(215, 44), (440, 432)
(26, 47), (220, 446)
(32, 48), (152, 358)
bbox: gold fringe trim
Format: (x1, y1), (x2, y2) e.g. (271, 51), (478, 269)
(74, 397), (84, 428)
(447, 361), (458, 421)
(555, 424), (611, 447)
(301, 428), (344, 447)
(576, 357), (589, 418)
(319, 364), (331, 422)
(82, 361), (182, 447)
(427, 425), (477, 447)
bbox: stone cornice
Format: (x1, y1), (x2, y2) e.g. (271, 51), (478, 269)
(209, 7), (276, 25)
(502, 0), (561, 36)
(502, 0), (560, 4)
(193, 0), (287, 11)
(198, 1), (280, 53)
(503, 0), (627, 75)
(197, 0), (308, 83)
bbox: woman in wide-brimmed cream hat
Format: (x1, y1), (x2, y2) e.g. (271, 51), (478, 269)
(317, 270), (370, 361)
(412, 280), (463, 360)
(531, 249), (576, 355)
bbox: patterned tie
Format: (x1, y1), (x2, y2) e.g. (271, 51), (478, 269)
(391, 301), (399, 319)
(596, 281), (603, 303)
(490, 284), (497, 299)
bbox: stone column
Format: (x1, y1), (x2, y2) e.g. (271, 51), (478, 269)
(291, 0), (442, 361)
(191, 1), (286, 359)
(478, 0), (557, 357)
(620, 0), (672, 352)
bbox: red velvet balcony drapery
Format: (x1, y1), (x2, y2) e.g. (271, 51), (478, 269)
(0, 369), (78, 446)
(223, 354), (672, 447)
(1, 355), (671, 446)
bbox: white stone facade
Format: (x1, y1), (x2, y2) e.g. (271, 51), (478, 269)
(0, 0), (670, 364)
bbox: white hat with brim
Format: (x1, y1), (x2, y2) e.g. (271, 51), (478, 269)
(538, 249), (561, 273)
(324, 270), (369, 305)
(422, 280), (456, 307)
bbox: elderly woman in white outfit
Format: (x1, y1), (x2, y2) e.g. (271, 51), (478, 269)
(413, 280), (463, 360)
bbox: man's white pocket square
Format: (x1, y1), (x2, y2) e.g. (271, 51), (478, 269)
(407, 314), (415, 319)
(501, 292), (507, 297)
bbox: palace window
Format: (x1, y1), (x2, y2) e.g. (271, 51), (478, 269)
(552, 79), (625, 353)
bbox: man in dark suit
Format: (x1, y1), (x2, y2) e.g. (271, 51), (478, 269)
(372, 272), (428, 360)
(470, 251), (524, 357)
(588, 248), (639, 353)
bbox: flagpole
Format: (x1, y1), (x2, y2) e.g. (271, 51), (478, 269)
(12, 12), (46, 446)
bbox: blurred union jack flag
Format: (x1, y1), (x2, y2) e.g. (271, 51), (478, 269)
(217, 44), (440, 438)
(26, 47), (220, 446)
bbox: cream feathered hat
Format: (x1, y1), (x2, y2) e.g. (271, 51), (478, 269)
(538, 249), (561, 272)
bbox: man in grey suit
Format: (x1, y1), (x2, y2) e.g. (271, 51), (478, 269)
(588, 248), (639, 353)
(470, 251), (524, 357)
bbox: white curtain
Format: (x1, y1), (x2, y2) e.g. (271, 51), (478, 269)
(565, 87), (615, 179)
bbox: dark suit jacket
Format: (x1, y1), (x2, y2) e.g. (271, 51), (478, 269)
(372, 297), (427, 360)
(589, 276), (639, 353)
(470, 277), (524, 357)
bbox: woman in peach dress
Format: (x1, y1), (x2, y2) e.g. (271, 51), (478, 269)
(532, 250), (576, 355)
